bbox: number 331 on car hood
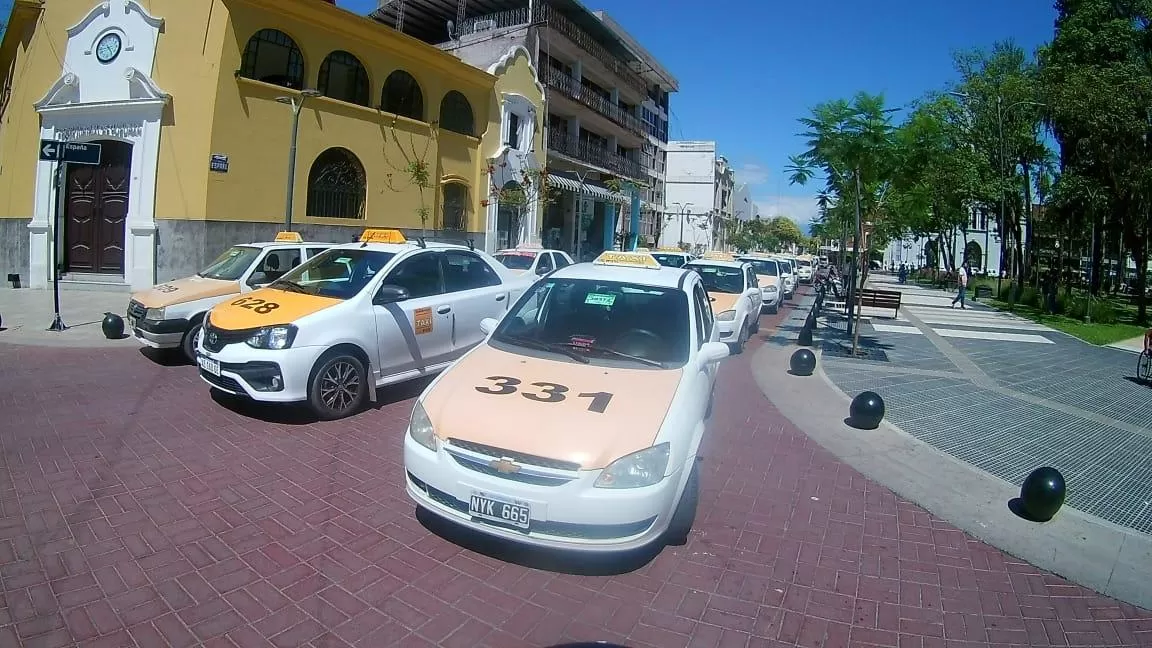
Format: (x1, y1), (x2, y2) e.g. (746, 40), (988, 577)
(419, 344), (684, 470)
(207, 287), (341, 330)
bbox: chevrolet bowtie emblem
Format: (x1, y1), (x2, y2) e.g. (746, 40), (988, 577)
(489, 458), (521, 474)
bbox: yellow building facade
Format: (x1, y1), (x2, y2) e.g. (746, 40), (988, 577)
(0, 0), (547, 290)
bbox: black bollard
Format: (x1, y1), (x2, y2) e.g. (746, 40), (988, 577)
(848, 391), (885, 429)
(101, 312), (125, 339)
(1018, 467), (1066, 522)
(789, 348), (816, 376)
(798, 319), (814, 346)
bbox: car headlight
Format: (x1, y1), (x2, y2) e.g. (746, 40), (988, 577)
(144, 307), (165, 321)
(409, 401), (437, 451)
(595, 443), (670, 489)
(717, 309), (736, 321)
(245, 325), (297, 350)
(763, 285), (778, 293)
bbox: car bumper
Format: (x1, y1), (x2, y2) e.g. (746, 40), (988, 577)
(195, 338), (325, 402)
(404, 435), (685, 552)
(760, 290), (781, 308)
(131, 317), (189, 349)
(716, 317), (742, 341)
(798, 273), (812, 283)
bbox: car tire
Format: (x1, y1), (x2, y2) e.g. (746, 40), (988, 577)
(665, 464), (699, 546)
(704, 389), (714, 419)
(728, 326), (745, 355)
(308, 352), (368, 421)
(768, 302), (779, 314)
(750, 313), (760, 334)
(180, 319), (204, 364)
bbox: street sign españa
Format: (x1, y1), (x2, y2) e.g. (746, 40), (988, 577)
(39, 140), (102, 165)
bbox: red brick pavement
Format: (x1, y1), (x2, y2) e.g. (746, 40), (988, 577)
(0, 308), (1150, 647)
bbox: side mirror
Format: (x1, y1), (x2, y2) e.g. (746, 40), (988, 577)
(535, 265), (550, 276)
(374, 284), (410, 305)
(480, 317), (498, 335)
(699, 341), (730, 365)
(247, 271), (270, 287)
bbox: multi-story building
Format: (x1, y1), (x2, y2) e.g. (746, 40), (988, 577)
(370, 0), (675, 258)
(661, 140), (717, 253)
(0, 0), (533, 290)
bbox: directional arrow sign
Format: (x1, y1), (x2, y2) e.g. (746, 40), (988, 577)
(39, 140), (60, 161)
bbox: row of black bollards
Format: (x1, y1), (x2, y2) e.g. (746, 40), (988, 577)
(787, 348), (1067, 524)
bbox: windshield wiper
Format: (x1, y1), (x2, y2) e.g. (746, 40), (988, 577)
(498, 335), (590, 363)
(270, 279), (308, 293)
(581, 346), (665, 368)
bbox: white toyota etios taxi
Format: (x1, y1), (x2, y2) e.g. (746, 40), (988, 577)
(403, 250), (731, 552)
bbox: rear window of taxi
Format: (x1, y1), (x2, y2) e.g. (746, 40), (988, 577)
(492, 278), (691, 368)
(652, 253), (688, 268)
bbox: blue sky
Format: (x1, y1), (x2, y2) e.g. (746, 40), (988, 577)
(336, 0), (1057, 230)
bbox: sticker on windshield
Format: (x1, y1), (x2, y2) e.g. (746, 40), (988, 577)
(569, 336), (595, 348)
(584, 293), (616, 306)
(227, 249), (241, 257)
(334, 257), (352, 264)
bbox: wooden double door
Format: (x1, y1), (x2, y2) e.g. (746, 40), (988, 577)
(64, 139), (132, 274)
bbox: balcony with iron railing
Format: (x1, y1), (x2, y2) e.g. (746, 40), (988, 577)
(453, 3), (647, 95)
(540, 67), (646, 137)
(548, 127), (644, 180)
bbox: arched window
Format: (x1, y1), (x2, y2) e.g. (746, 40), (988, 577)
(441, 183), (468, 231)
(239, 29), (304, 90)
(381, 70), (424, 121)
(306, 148), (366, 219)
(317, 51), (369, 105)
(439, 91), (474, 136)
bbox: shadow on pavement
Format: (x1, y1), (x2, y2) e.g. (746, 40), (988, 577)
(138, 346), (189, 367)
(1008, 497), (1047, 523)
(210, 375), (433, 425)
(414, 507), (662, 576)
(546, 644), (630, 648)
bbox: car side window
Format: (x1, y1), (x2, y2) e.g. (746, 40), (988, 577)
(553, 253), (571, 269)
(441, 251), (502, 293)
(746, 268), (757, 289)
(258, 248), (301, 281)
(386, 252), (443, 298)
(692, 282), (712, 348)
(306, 247), (328, 260)
(537, 253), (554, 273)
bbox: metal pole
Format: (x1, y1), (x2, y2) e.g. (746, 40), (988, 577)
(846, 168), (861, 338)
(679, 206), (686, 247)
(285, 98), (303, 231)
(48, 161), (67, 331)
(996, 96), (1006, 299)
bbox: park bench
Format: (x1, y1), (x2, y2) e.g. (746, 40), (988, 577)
(856, 288), (902, 318)
(974, 285), (993, 299)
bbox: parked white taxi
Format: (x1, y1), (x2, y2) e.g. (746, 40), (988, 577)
(403, 249), (730, 552)
(685, 252), (763, 353)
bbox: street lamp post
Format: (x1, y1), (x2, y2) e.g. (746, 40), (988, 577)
(276, 89), (321, 231)
(670, 202), (694, 249)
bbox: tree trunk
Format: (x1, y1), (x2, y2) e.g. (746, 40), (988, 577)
(1136, 218), (1149, 324)
(1021, 160), (1034, 286)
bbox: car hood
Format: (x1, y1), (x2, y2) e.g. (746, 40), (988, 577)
(207, 287), (342, 330)
(131, 276), (239, 309)
(755, 274), (780, 288)
(707, 292), (741, 313)
(421, 344), (683, 469)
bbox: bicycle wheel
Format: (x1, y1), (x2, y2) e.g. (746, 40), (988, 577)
(1138, 352), (1152, 383)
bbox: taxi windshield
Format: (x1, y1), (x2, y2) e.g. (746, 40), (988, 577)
(494, 252), (536, 270)
(686, 264), (745, 294)
(199, 246), (262, 281)
(743, 259), (779, 276)
(652, 253), (687, 268)
(491, 278), (690, 368)
(270, 249), (396, 300)
(798, 259), (812, 267)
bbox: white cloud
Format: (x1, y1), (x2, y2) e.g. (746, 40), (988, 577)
(754, 195), (822, 234)
(735, 163), (768, 186)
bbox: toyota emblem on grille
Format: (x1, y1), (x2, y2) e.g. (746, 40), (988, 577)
(208, 332), (218, 345)
(489, 458), (521, 474)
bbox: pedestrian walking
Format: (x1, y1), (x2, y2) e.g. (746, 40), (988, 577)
(952, 261), (970, 309)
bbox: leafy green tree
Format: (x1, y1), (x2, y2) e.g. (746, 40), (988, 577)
(766, 216), (805, 249)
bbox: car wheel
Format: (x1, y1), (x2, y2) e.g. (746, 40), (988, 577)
(665, 464), (700, 546)
(704, 389), (714, 419)
(180, 320), (203, 364)
(750, 313), (760, 334)
(768, 302), (779, 314)
(308, 352), (368, 421)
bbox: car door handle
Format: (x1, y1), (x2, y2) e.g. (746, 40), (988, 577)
(437, 305), (452, 314)
(496, 294), (506, 301)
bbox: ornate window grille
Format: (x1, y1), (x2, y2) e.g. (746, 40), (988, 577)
(441, 183), (468, 231)
(381, 70), (424, 121)
(306, 148), (366, 219)
(239, 29), (304, 90)
(439, 91), (475, 136)
(318, 50), (369, 106)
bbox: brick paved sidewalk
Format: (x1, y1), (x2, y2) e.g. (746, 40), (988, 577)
(0, 333), (1149, 646)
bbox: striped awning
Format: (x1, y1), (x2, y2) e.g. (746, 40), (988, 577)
(546, 173), (630, 204)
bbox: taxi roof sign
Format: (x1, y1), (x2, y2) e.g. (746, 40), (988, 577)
(359, 228), (407, 244)
(655, 246), (684, 252)
(701, 251), (736, 261)
(633, 246), (650, 252)
(593, 250), (662, 269)
(274, 231), (303, 243)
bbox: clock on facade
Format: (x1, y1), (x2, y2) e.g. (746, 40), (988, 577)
(95, 33), (122, 63)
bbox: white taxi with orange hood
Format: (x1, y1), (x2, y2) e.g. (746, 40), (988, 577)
(684, 252), (762, 353)
(403, 250), (731, 551)
(737, 254), (783, 314)
(195, 229), (532, 420)
(127, 232), (332, 361)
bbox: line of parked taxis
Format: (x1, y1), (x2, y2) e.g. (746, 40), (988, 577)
(125, 230), (793, 552)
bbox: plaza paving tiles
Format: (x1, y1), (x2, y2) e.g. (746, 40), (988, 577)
(950, 337), (1152, 429)
(3, 323), (1152, 646)
(842, 322), (961, 373)
(823, 366), (1152, 536)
